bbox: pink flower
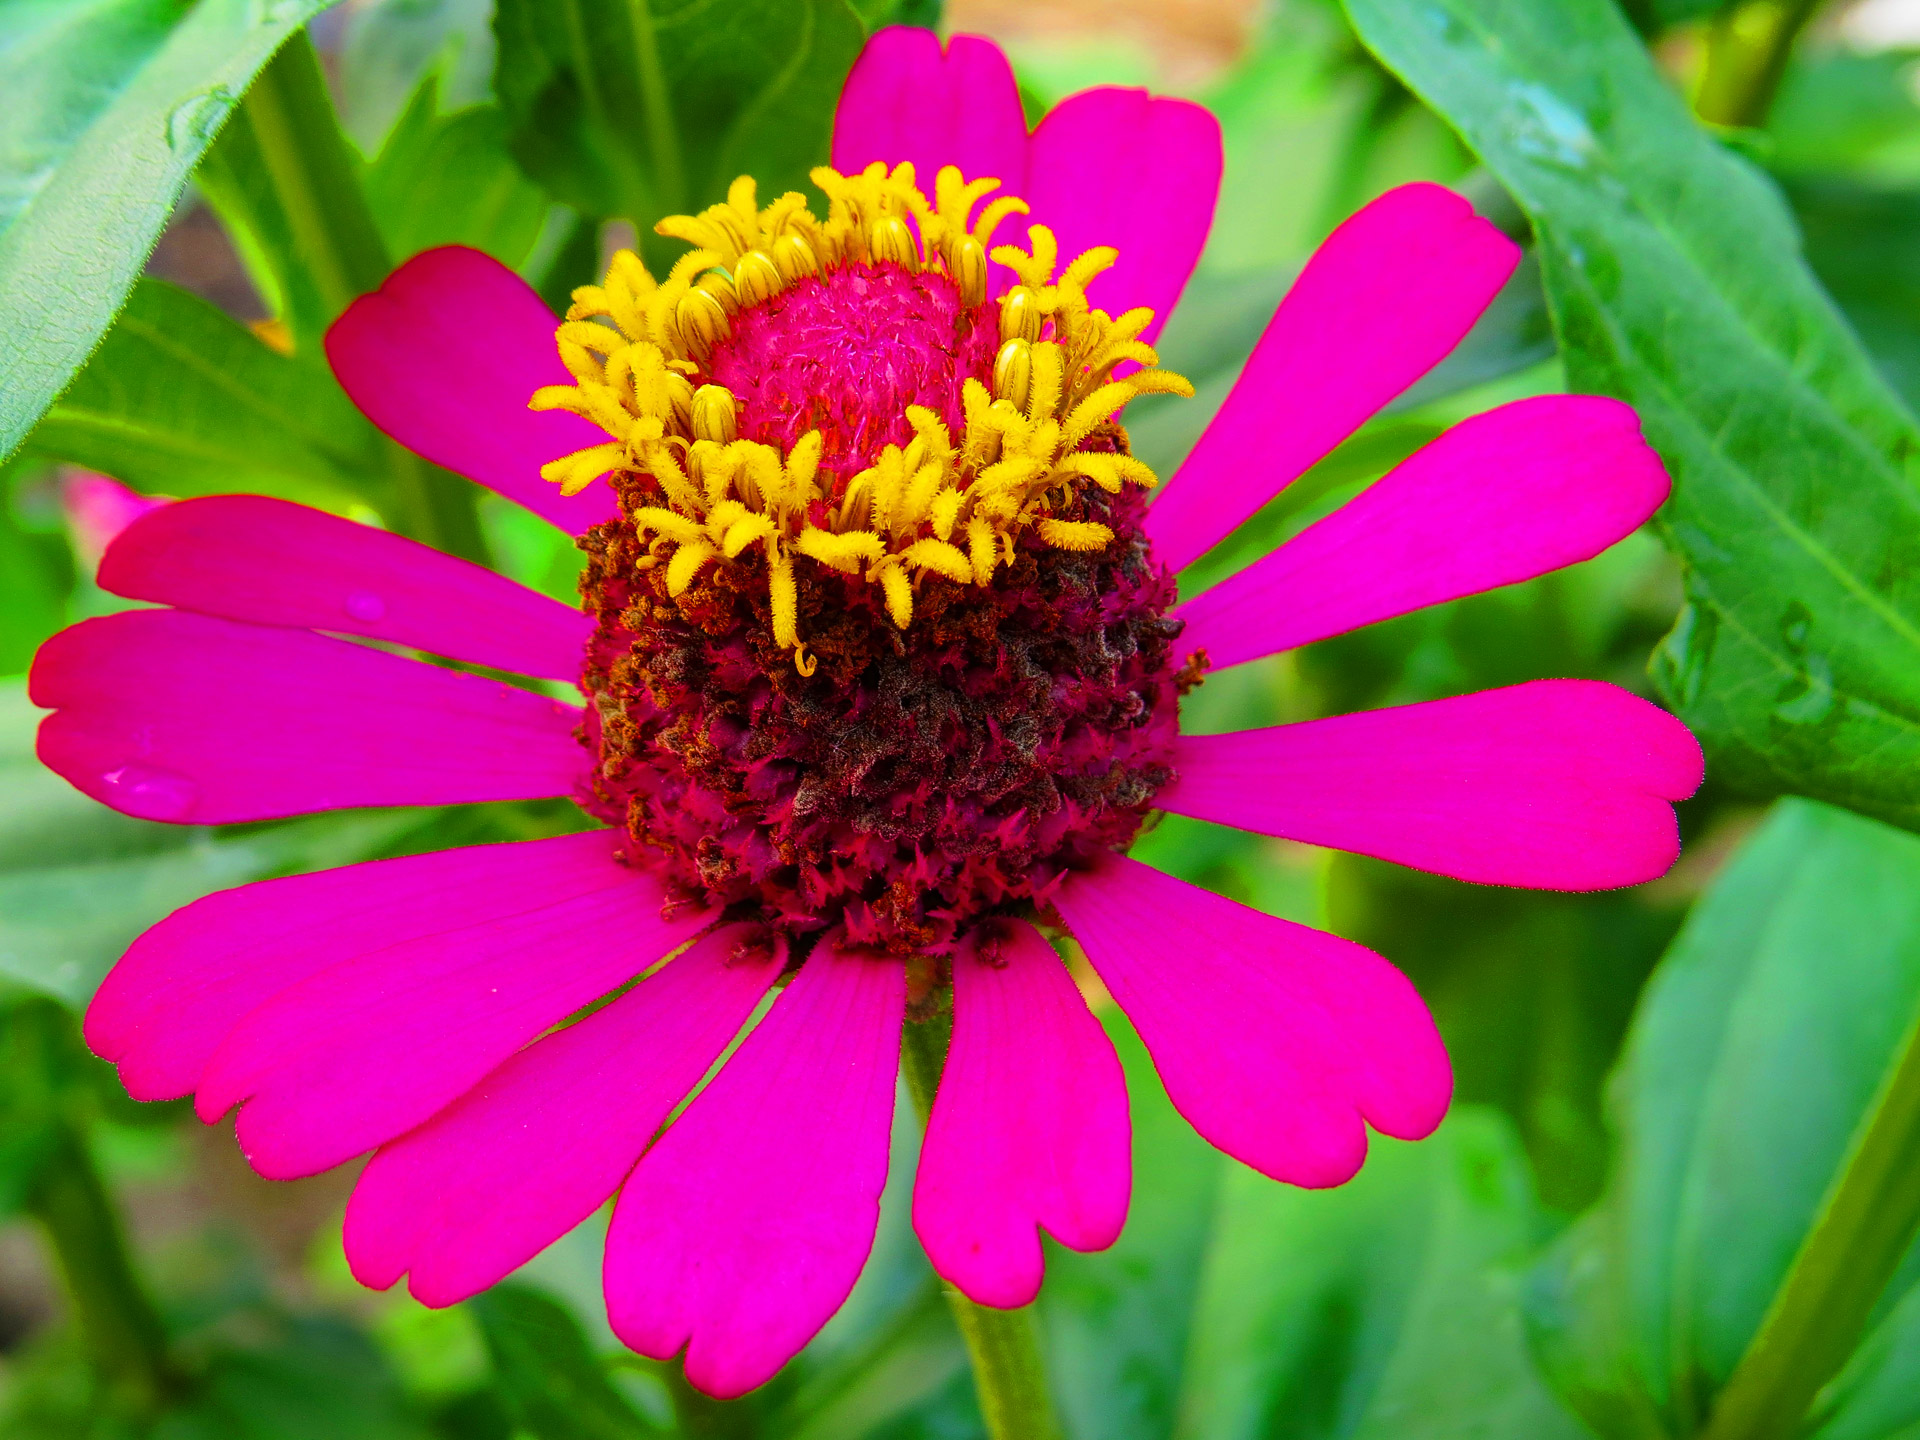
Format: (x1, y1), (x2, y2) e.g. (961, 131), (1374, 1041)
(29, 29), (1701, 1398)
(59, 468), (164, 570)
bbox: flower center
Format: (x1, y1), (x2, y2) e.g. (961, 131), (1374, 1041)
(536, 161), (1193, 670)
(708, 261), (996, 479)
(551, 163), (1195, 958)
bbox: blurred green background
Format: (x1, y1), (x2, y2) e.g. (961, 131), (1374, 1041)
(7, 0), (1920, 1435)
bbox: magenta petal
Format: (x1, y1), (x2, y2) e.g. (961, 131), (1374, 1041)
(604, 937), (904, 1399)
(31, 610), (583, 824)
(831, 28), (1030, 202)
(1162, 680), (1705, 890)
(99, 495), (592, 681)
(1021, 88), (1220, 342)
(1175, 396), (1670, 671)
(325, 246), (619, 534)
(1054, 855), (1449, 1188)
(85, 833), (629, 1103)
(195, 853), (707, 1180)
(913, 921), (1129, 1309)
(345, 922), (780, 1307)
(1146, 184), (1522, 574)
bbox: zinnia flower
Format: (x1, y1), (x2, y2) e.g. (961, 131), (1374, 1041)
(30, 28), (1701, 1398)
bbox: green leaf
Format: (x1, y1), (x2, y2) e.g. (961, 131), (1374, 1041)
(0, 680), (418, 1007)
(1342, 0), (1920, 835)
(1526, 801), (1920, 1439)
(364, 73), (550, 271)
(22, 278), (383, 507)
(339, 0), (497, 156)
(466, 1283), (659, 1440)
(849, 0), (941, 29)
(1767, 49), (1920, 180)
(1174, 1109), (1585, 1440)
(0, 457), (76, 676)
(492, 0), (866, 253)
(195, 29), (394, 353)
(191, 32), (493, 563)
(1788, 178), (1920, 415)
(159, 1315), (432, 1440)
(0, 0), (333, 464)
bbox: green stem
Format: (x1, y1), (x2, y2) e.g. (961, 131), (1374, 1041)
(899, 1016), (1066, 1440)
(25, 1120), (174, 1420)
(215, 33), (490, 563)
(1703, 1002), (1920, 1440)
(1693, 0), (1825, 130)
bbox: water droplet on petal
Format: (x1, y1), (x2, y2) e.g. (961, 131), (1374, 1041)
(345, 590), (387, 623)
(165, 86), (234, 152)
(99, 763), (200, 822)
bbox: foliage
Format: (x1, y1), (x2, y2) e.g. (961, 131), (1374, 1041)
(1346, 0), (1920, 838)
(0, 0), (334, 462)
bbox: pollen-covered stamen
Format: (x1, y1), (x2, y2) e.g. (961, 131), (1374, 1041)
(535, 162), (1193, 669)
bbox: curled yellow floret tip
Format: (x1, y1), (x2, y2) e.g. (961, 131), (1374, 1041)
(533, 162), (1188, 668)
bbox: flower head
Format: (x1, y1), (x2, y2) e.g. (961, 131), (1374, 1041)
(30, 28), (1701, 1399)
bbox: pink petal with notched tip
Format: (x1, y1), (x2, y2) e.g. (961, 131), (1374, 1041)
(194, 856), (707, 1181)
(604, 937), (904, 1399)
(913, 920), (1129, 1310)
(1174, 395), (1671, 672)
(84, 833), (632, 1105)
(1146, 183), (1521, 575)
(831, 30), (1220, 332)
(31, 610), (583, 825)
(325, 245), (619, 535)
(1162, 680), (1704, 891)
(1054, 853), (1449, 1189)
(832, 28), (1029, 205)
(346, 922), (780, 1308)
(99, 494), (592, 681)
(1021, 87), (1220, 343)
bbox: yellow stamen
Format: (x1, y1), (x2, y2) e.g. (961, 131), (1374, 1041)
(691, 385), (738, 444)
(993, 339), (1033, 411)
(733, 249), (784, 308)
(533, 160), (1189, 670)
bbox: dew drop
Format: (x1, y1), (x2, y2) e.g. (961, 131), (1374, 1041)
(165, 86), (235, 152)
(100, 763), (200, 822)
(345, 590), (388, 623)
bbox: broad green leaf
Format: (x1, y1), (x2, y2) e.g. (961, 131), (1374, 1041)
(491, 0), (866, 258)
(0, 0), (334, 463)
(1789, 179), (1920, 416)
(0, 681), (417, 1007)
(364, 74), (549, 270)
(466, 1284), (659, 1440)
(21, 279), (382, 507)
(1342, 0), (1920, 833)
(1525, 801), (1920, 1438)
(1174, 1110), (1585, 1440)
